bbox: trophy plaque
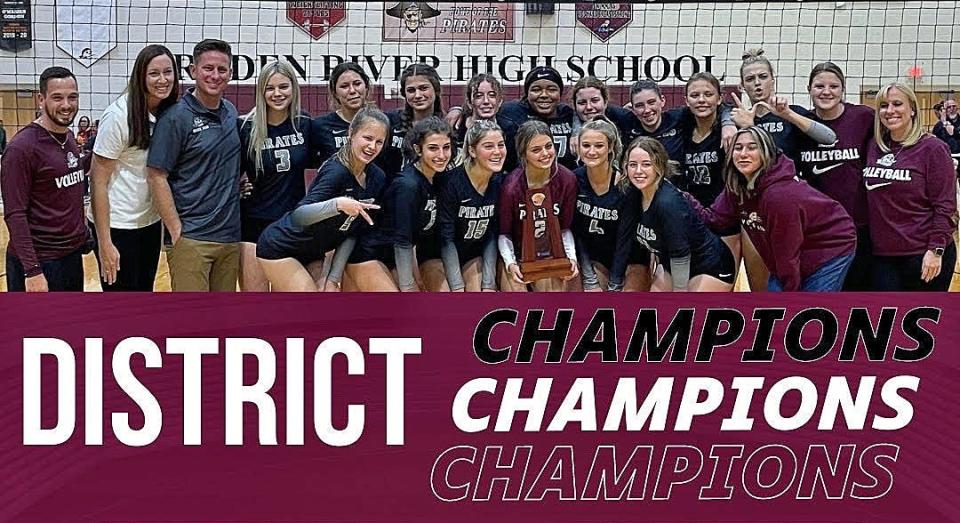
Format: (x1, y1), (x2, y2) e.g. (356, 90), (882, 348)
(519, 187), (573, 282)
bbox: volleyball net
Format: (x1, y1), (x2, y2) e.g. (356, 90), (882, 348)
(0, 1), (959, 135)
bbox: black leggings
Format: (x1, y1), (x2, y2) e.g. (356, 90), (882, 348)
(872, 242), (957, 291)
(91, 221), (162, 291)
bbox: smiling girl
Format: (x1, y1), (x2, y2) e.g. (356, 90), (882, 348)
(571, 117), (650, 291)
(689, 127), (856, 292)
(314, 62), (371, 165)
(796, 62), (875, 290)
(439, 119), (506, 292)
(611, 137), (734, 292)
(237, 60), (316, 291)
(255, 107), (388, 291)
(377, 63), (445, 181)
(498, 120), (579, 291)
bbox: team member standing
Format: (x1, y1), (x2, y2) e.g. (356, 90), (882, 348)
(314, 62), (371, 165)
(797, 62), (875, 290)
(349, 117), (453, 291)
(572, 118), (650, 291)
(89, 45), (179, 291)
(865, 83), (957, 291)
(678, 73), (727, 207)
(499, 66), (580, 171)
(147, 39), (242, 291)
(611, 137), (735, 292)
(572, 76), (637, 136)
(1, 67), (88, 291)
(733, 49), (836, 161)
(439, 120), (505, 292)
(377, 63), (444, 181)
(238, 60), (315, 291)
(498, 120), (578, 291)
(629, 79), (737, 163)
(451, 74), (504, 150)
(690, 127), (857, 292)
(256, 107), (387, 291)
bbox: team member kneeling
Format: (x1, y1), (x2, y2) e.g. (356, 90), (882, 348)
(689, 126), (857, 292)
(255, 107), (387, 291)
(610, 137), (735, 292)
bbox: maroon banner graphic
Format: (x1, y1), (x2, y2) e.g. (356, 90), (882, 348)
(0, 293), (957, 522)
(286, 1), (347, 40)
(576, 2), (632, 42)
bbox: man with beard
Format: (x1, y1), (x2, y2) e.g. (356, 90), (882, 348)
(0, 67), (89, 291)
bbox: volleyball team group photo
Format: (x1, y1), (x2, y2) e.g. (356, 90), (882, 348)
(0, 1), (957, 293)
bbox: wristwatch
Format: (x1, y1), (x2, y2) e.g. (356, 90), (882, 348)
(933, 247), (945, 257)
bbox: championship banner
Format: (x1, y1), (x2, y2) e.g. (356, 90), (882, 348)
(286, 1), (346, 41)
(382, 1), (515, 42)
(0, 0), (30, 53)
(1, 293), (957, 522)
(576, 2), (632, 42)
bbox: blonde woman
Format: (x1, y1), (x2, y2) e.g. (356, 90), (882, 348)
(238, 60), (316, 290)
(864, 82), (957, 291)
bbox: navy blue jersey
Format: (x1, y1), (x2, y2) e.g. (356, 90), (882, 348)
(238, 114), (315, 222)
(572, 166), (622, 268)
(499, 100), (579, 170)
(754, 105), (813, 161)
(256, 158), (387, 261)
(624, 107), (691, 163)
(374, 109), (408, 181)
(437, 165), (502, 261)
(678, 124), (726, 206)
(612, 182), (728, 280)
(604, 105), (639, 144)
(312, 111), (351, 166)
(360, 164), (441, 261)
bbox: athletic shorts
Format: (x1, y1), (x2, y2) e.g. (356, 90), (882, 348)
(241, 215), (277, 244)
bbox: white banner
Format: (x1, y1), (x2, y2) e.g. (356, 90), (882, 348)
(55, 0), (117, 67)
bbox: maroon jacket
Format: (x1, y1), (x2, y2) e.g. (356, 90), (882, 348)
(863, 134), (958, 256)
(499, 164), (577, 257)
(690, 155), (857, 291)
(0, 123), (88, 276)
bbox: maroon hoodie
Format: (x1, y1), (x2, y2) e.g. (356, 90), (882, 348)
(863, 134), (957, 256)
(689, 155), (857, 290)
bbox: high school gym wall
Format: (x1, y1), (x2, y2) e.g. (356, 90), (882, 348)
(1, 1), (959, 134)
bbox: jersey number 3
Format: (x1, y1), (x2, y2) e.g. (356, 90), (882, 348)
(274, 149), (291, 173)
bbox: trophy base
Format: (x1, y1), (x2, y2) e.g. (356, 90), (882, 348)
(520, 258), (573, 283)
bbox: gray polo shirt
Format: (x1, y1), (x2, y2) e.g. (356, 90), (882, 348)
(147, 89), (241, 243)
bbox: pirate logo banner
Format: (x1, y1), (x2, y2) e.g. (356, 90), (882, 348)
(382, 1), (514, 42)
(55, 0), (117, 68)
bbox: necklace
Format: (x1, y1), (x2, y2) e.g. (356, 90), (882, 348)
(43, 127), (67, 150)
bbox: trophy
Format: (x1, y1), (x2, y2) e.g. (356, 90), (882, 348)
(519, 187), (573, 282)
